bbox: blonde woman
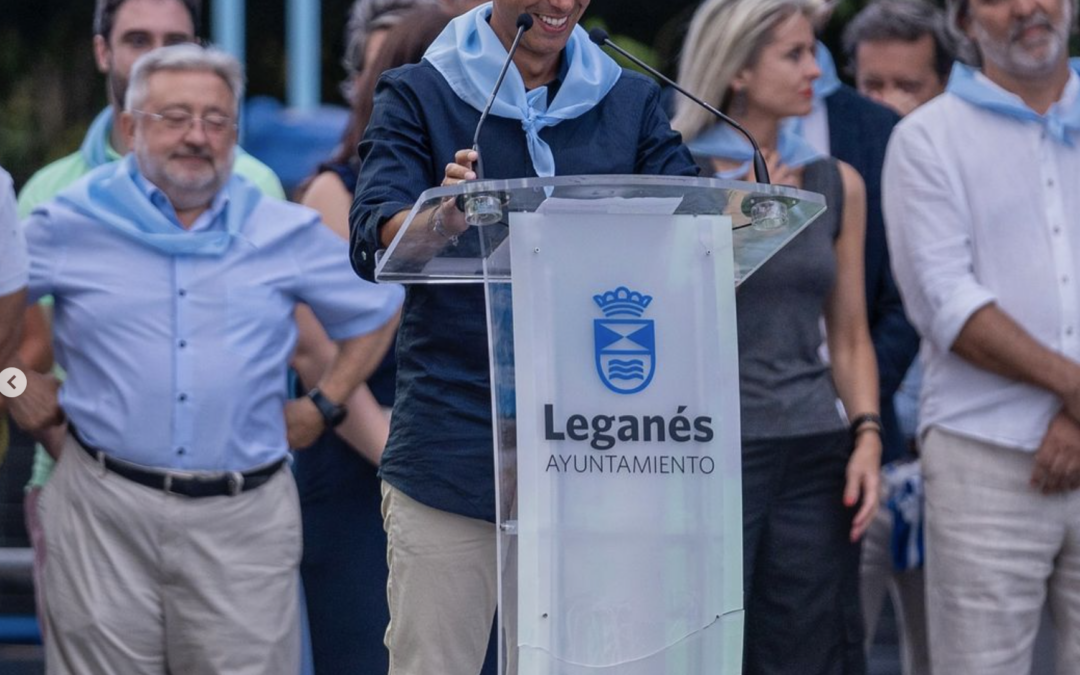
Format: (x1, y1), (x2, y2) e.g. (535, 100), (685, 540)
(675, 1), (881, 672)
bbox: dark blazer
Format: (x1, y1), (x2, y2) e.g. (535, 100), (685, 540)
(826, 84), (920, 463)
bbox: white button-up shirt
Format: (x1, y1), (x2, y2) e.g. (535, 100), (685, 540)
(884, 71), (1080, 451)
(0, 168), (27, 296)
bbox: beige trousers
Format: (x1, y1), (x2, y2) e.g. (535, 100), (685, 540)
(382, 481), (498, 675)
(41, 434), (302, 675)
(922, 427), (1080, 675)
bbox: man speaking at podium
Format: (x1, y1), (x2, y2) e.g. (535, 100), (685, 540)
(350, 1), (697, 672)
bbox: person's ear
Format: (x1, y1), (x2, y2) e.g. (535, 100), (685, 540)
(93, 34), (111, 74)
(119, 110), (137, 150)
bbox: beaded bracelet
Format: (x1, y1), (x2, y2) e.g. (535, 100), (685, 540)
(429, 207), (459, 246)
(849, 412), (883, 438)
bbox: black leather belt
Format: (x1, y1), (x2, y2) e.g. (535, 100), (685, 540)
(72, 426), (285, 498)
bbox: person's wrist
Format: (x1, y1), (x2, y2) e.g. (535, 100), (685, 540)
(430, 206), (459, 245)
(306, 387), (348, 428)
(850, 412), (882, 439)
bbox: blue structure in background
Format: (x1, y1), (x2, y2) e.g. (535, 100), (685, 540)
(212, 0), (344, 196)
(288, 0), (321, 110)
(243, 98), (349, 197)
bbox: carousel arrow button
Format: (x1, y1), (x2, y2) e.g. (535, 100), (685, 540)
(0, 367), (27, 398)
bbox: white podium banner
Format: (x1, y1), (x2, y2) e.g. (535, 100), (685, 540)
(507, 212), (744, 674)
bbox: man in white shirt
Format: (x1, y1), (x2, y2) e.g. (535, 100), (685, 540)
(884, 0), (1080, 672)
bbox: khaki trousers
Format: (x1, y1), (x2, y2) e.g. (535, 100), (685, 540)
(922, 427), (1080, 675)
(382, 481), (498, 675)
(41, 434), (302, 675)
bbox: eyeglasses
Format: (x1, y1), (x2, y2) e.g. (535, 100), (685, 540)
(133, 109), (237, 137)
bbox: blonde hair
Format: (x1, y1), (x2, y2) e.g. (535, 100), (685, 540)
(673, 0), (815, 142)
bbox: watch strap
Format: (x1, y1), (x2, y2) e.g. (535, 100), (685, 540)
(306, 388), (347, 428)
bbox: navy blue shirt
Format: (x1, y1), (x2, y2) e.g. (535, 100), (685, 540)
(350, 60), (697, 522)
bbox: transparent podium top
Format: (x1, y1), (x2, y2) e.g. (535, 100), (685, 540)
(374, 174), (826, 286)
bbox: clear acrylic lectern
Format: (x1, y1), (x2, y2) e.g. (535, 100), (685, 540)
(375, 175), (826, 675)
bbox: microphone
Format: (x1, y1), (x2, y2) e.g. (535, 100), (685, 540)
(587, 27), (771, 186)
(464, 12), (534, 226)
(589, 29), (792, 230)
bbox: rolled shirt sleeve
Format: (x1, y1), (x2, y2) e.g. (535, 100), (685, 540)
(289, 212), (404, 340)
(349, 72), (435, 283)
(883, 112), (997, 353)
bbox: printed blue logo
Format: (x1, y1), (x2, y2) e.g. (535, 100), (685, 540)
(593, 287), (656, 395)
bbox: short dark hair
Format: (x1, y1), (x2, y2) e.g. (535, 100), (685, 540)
(94, 0), (202, 40)
(843, 0), (955, 81)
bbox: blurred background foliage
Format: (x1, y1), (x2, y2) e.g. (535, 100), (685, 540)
(0, 0), (895, 188)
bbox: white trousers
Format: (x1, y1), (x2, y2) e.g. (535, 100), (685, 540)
(922, 427), (1080, 675)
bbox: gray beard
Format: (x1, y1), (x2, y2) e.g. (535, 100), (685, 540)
(973, 7), (1071, 79)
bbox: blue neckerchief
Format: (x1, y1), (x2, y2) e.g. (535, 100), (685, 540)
(55, 154), (262, 256)
(423, 2), (622, 177)
(687, 123), (824, 179)
(947, 61), (1080, 145)
(80, 108), (119, 169)
(814, 42), (842, 100)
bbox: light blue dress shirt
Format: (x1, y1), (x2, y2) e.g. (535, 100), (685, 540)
(24, 173), (403, 472)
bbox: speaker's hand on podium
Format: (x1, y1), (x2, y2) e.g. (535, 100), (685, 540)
(430, 148), (478, 242)
(443, 148), (478, 186)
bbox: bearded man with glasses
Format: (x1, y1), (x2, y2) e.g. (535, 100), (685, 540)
(885, 0), (1080, 671)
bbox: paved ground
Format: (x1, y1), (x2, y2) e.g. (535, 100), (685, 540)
(0, 621), (914, 675)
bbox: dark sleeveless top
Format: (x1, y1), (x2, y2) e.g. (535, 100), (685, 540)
(734, 158), (848, 439)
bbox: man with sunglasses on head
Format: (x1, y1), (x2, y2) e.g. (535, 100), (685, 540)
(14, 44), (403, 675)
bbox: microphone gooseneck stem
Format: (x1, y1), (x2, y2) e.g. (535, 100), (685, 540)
(472, 15), (533, 180)
(589, 29), (771, 185)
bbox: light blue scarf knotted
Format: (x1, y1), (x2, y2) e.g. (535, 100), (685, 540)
(687, 123), (824, 179)
(80, 108), (120, 169)
(55, 154), (262, 256)
(948, 61), (1080, 145)
(423, 2), (622, 177)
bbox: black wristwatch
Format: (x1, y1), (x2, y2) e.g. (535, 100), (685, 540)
(306, 388), (348, 428)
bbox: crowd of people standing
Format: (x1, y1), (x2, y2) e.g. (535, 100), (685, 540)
(1, 0), (1079, 674)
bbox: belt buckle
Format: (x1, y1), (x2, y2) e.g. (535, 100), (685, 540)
(226, 471), (244, 497)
